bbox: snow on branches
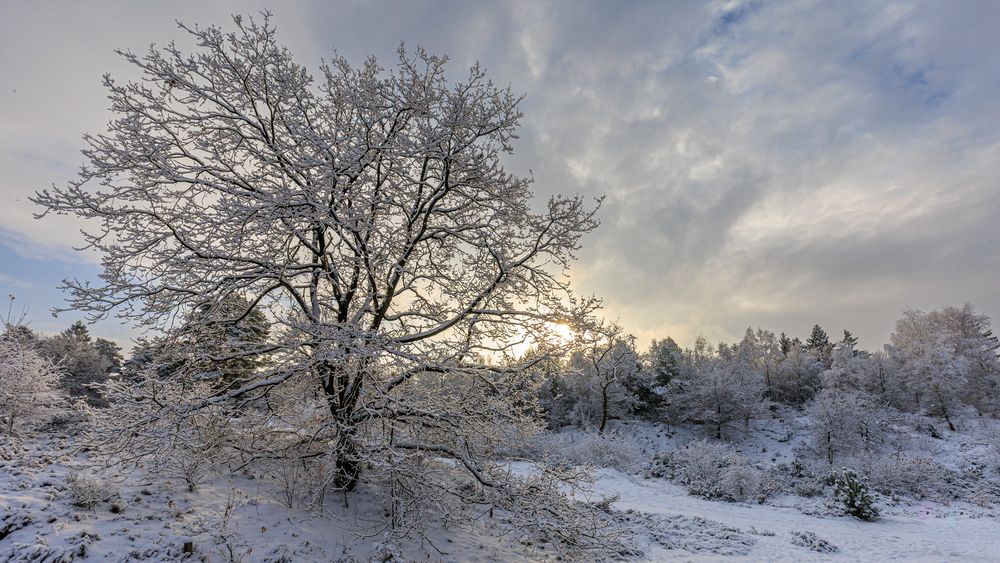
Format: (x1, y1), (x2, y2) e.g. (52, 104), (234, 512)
(33, 13), (607, 552)
(0, 328), (63, 434)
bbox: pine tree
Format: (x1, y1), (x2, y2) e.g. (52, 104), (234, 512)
(40, 321), (111, 406)
(807, 325), (830, 350)
(176, 295), (271, 390)
(841, 330), (859, 350)
(832, 468), (879, 521)
(94, 338), (123, 373)
(807, 325), (833, 367)
(779, 332), (793, 356)
(64, 320), (92, 343)
(647, 337), (683, 387)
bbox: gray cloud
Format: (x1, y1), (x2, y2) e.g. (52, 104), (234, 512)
(2, 0), (999, 350)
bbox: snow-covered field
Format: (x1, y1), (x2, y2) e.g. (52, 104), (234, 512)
(3, 415), (1000, 562)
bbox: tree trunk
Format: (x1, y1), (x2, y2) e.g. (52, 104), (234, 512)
(333, 432), (361, 491)
(715, 403), (723, 439)
(942, 407), (956, 432)
(935, 388), (957, 432)
(321, 361), (363, 491)
(598, 383), (609, 433)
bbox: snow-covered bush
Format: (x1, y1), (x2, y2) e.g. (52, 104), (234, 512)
(66, 470), (117, 509)
(831, 468), (879, 521)
(860, 453), (945, 499)
(771, 458), (824, 497)
(0, 333), (63, 434)
(515, 430), (642, 470)
(85, 371), (235, 493)
(652, 441), (778, 503)
(790, 530), (838, 553)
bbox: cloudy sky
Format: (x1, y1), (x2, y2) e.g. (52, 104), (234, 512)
(2, 0), (999, 350)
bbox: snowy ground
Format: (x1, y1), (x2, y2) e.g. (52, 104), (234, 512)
(0, 428), (515, 562)
(591, 467), (1000, 561)
(3, 415), (1000, 561)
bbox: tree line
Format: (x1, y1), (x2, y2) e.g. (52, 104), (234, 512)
(527, 304), (1000, 454)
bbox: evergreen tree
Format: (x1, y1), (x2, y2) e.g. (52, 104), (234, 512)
(94, 338), (123, 373)
(807, 325), (833, 367)
(779, 332), (793, 356)
(175, 295), (271, 390)
(807, 325), (830, 350)
(841, 330), (859, 350)
(832, 469), (879, 521)
(40, 321), (111, 406)
(646, 337), (683, 387)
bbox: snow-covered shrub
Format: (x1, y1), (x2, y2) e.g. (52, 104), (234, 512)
(66, 470), (117, 509)
(265, 455), (338, 510)
(656, 440), (778, 503)
(831, 468), (879, 521)
(0, 509), (32, 541)
(0, 333), (63, 433)
(86, 371), (234, 493)
(516, 430), (642, 470)
(369, 538), (406, 563)
(790, 530), (838, 553)
(771, 458), (823, 497)
(860, 453), (944, 499)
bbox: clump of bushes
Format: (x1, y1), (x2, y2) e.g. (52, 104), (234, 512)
(648, 440), (779, 503)
(516, 430), (642, 470)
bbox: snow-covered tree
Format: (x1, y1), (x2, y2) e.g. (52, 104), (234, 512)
(738, 328), (784, 399)
(806, 324), (833, 367)
(170, 294), (272, 391)
(0, 329), (63, 433)
(771, 342), (823, 404)
(33, 14), (605, 546)
(779, 332), (793, 356)
(840, 330), (859, 351)
(94, 338), (123, 374)
(646, 337), (683, 388)
(928, 304), (1000, 415)
(39, 322), (111, 406)
(888, 309), (971, 430)
(668, 342), (768, 439)
(807, 387), (890, 465)
(565, 323), (643, 432)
